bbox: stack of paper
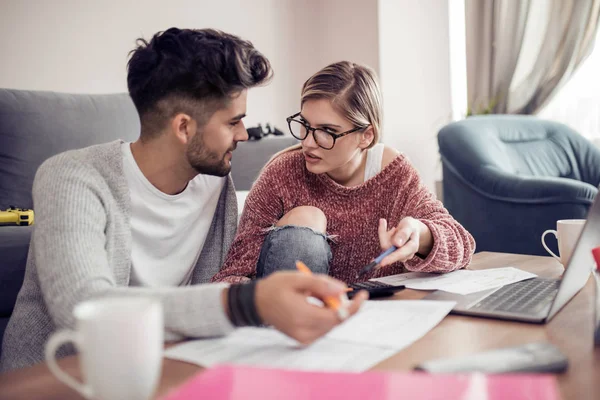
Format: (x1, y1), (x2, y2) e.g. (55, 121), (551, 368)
(162, 365), (560, 400)
(372, 267), (537, 295)
(164, 300), (455, 372)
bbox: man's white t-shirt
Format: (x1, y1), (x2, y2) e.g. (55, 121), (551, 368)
(121, 143), (225, 287)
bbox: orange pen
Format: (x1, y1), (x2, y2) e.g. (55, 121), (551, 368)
(295, 260), (350, 320)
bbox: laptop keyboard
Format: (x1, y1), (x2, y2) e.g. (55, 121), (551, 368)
(470, 279), (560, 315)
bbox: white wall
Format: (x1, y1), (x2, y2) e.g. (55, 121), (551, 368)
(0, 0), (380, 129)
(297, 0), (380, 74)
(0, 0), (298, 127)
(378, 0), (453, 191)
(0, 0), (449, 190)
(448, 0), (467, 122)
(282, 0), (381, 111)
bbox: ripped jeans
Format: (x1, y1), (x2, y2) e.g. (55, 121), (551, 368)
(256, 225), (332, 278)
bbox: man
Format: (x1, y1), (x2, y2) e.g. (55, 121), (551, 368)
(0, 28), (367, 372)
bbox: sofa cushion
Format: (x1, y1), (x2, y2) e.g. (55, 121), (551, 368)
(0, 89), (140, 209)
(230, 136), (297, 190)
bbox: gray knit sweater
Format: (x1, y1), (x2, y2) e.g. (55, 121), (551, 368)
(0, 140), (238, 372)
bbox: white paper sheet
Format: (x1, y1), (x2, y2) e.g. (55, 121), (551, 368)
(325, 300), (456, 349)
(164, 300), (455, 372)
(372, 267), (537, 295)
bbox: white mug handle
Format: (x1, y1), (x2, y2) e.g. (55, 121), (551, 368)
(541, 230), (561, 263)
(45, 330), (93, 399)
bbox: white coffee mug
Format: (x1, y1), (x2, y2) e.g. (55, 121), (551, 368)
(45, 297), (163, 400)
(541, 219), (586, 267)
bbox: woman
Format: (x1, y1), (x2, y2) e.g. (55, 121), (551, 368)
(213, 61), (475, 284)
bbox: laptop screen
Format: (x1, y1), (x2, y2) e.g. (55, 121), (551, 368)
(548, 193), (600, 319)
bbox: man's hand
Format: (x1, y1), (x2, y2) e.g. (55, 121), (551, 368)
(377, 217), (433, 267)
(254, 272), (368, 345)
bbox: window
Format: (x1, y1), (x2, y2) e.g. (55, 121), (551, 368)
(538, 30), (600, 142)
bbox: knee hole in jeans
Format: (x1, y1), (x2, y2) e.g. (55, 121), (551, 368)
(275, 206), (327, 233)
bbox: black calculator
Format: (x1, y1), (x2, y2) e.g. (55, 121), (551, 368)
(348, 281), (405, 299)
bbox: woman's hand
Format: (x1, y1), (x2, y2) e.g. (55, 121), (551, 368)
(377, 218), (433, 267)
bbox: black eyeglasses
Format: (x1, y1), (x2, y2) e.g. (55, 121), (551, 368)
(286, 112), (367, 150)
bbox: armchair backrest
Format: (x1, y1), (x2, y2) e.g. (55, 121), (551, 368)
(438, 115), (600, 187)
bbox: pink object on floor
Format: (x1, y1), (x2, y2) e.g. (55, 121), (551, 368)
(161, 365), (560, 400)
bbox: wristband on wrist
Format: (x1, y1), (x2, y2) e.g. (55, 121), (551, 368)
(227, 281), (263, 327)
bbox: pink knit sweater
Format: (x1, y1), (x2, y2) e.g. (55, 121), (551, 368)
(212, 150), (475, 284)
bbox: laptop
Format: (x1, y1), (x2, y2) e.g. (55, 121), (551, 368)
(423, 194), (600, 324)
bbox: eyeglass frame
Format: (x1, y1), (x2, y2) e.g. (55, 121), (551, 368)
(286, 112), (368, 150)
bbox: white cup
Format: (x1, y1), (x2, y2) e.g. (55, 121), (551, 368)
(45, 297), (163, 400)
(541, 219), (586, 267)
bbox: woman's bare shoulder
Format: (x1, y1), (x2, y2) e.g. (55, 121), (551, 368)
(382, 145), (401, 169)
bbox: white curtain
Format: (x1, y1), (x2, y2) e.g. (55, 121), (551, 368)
(466, 0), (600, 115)
(538, 28), (600, 140)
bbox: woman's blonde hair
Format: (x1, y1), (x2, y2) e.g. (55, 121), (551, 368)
(266, 61), (384, 165)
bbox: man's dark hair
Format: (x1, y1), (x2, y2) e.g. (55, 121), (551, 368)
(127, 27), (272, 139)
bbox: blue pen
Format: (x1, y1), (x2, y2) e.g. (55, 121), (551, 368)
(356, 246), (398, 278)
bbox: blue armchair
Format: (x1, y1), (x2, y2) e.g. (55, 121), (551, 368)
(438, 115), (600, 256)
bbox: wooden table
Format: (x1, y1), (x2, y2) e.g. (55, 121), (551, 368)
(1, 252), (598, 400)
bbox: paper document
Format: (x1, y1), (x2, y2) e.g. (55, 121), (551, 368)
(164, 300), (455, 372)
(325, 300), (456, 349)
(372, 267), (537, 295)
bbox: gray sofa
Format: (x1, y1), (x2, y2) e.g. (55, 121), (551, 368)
(0, 88), (296, 354)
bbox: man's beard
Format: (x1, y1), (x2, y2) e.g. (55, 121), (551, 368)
(186, 132), (233, 177)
